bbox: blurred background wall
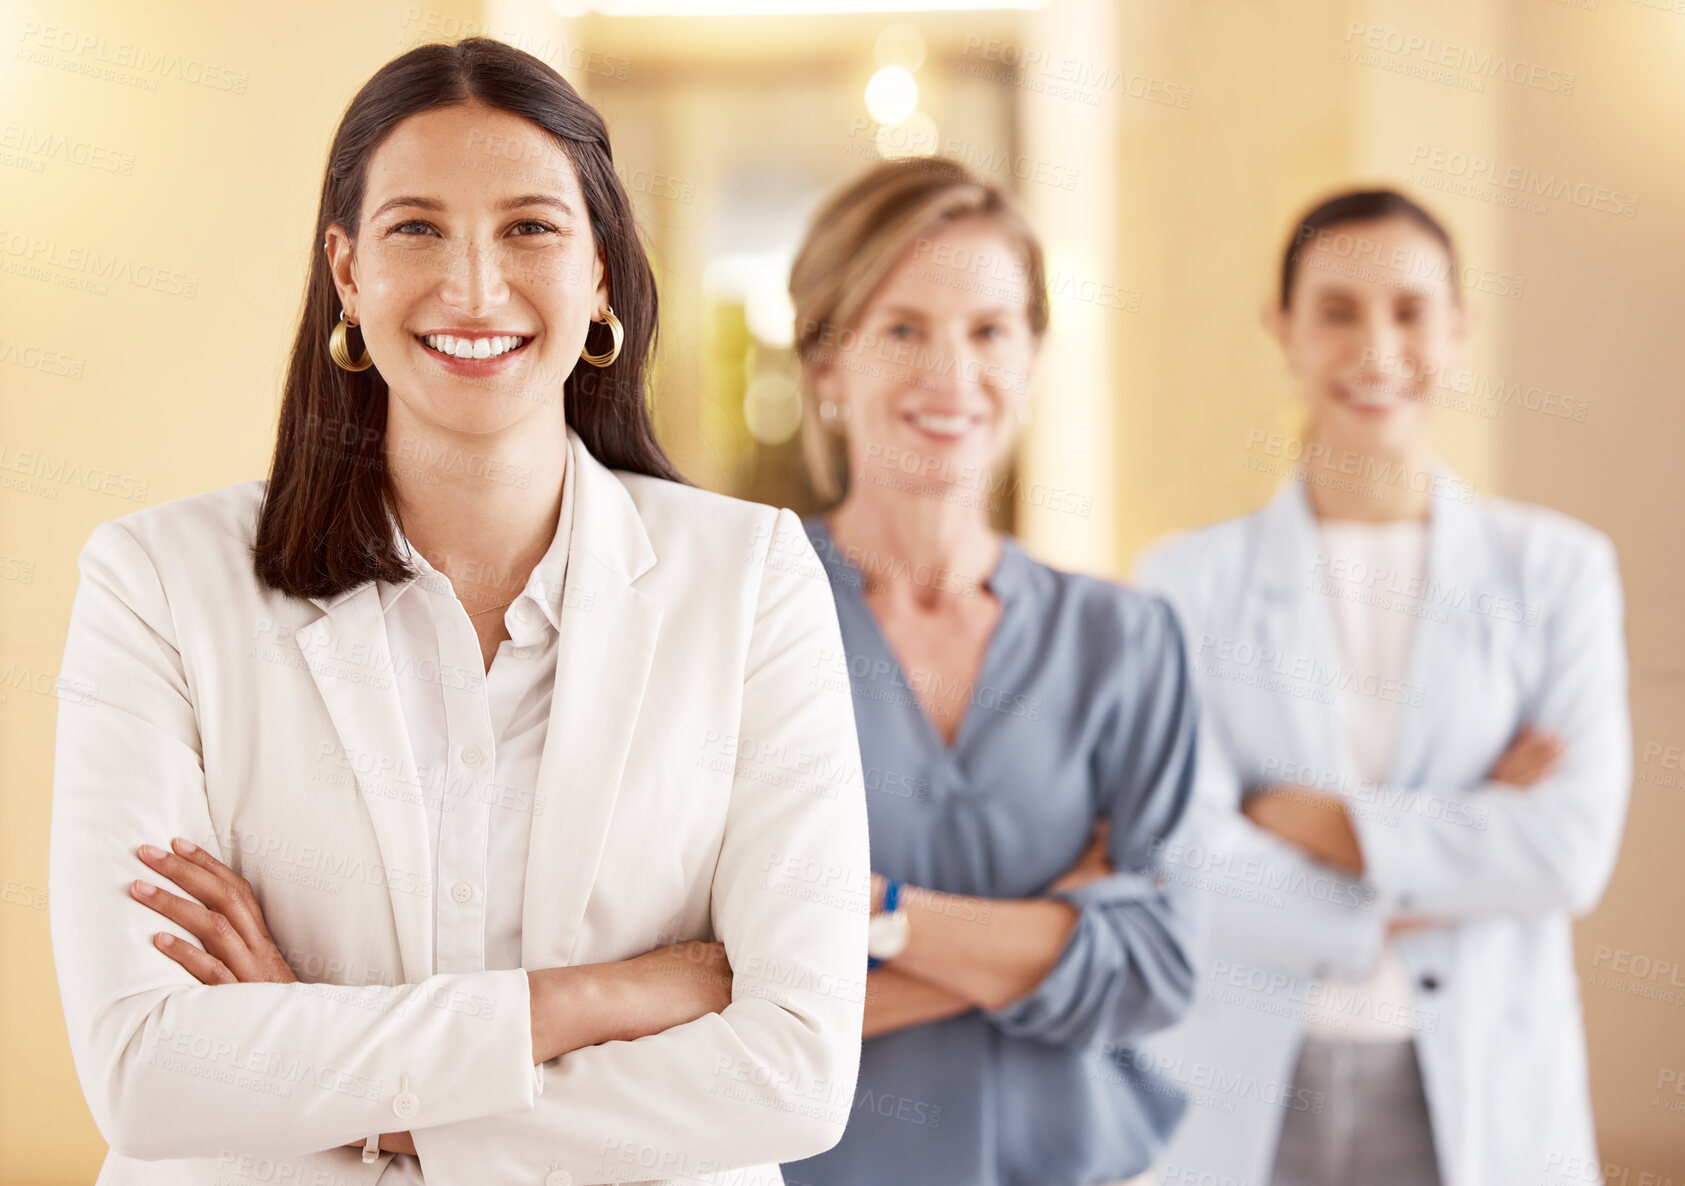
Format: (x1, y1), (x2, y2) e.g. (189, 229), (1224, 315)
(3, 0), (1681, 1179)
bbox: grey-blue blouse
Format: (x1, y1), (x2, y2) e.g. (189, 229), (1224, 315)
(783, 517), (1203, 1186)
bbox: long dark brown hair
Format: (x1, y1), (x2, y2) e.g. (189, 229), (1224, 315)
(253, 37), (685, 600)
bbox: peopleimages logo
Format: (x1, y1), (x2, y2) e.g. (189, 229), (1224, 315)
(1408, 144), (1639, 219)
(1341, 22), (1576, 95)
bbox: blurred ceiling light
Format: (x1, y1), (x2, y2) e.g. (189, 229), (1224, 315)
(579, 1), (1048, 13)
(876, 110), (938, 160)
(865, 65), (919, 127)
(704, 252), (797, 348)
(743, 373), (803, 446)
(745, 277), (797, 348)
(874, 23), (927, 70)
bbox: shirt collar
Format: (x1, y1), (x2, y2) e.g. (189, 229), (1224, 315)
(378, 446), (577, 636)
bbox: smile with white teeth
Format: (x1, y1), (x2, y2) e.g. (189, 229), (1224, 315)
(909, 412), (977, 436)
(421, 333), (528, 360)
(1346, 379), (1414, 406)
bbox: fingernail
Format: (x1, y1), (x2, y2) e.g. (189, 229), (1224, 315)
(138, 843), (165, 860)
(156, 933), (173, 947)
(173, 837), (197, 854)
(132, 880), (155, 896)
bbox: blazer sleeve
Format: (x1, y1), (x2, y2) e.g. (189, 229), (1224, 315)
(49, 521), (541, 1162)
(1348, 531), (1632, 918)
(408, 507), (871, 1185)
(1134, 544), (1387, 983)
(979, 593), (1201, 1051)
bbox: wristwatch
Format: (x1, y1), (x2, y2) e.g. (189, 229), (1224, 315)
(866, 878), (910, 968)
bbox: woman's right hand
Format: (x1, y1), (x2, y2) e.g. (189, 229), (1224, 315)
(1488, 725), (1565, 788)
(530, 940), (733, 1063)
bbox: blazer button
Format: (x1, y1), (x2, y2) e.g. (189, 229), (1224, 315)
(1419, 973), (1440, 992)
(545, 1171), (572, 1186)
(393, 1091), (420, 1119)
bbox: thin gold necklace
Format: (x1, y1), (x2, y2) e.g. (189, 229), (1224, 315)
(466, 596), (517, 619)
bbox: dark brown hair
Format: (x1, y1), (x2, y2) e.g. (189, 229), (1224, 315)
(1279, 188), (1460, 310)
(253, 37), (684, 600)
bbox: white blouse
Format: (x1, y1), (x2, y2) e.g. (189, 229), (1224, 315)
(371, 456), (575, 1180)
(1303, 517), (1428, 1042)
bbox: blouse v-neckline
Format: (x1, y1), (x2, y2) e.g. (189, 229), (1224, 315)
(813, 517), (1020, 762)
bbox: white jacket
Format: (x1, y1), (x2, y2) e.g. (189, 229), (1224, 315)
(49, 427), (871, 1186)
(1134, 475), (1630, 1186)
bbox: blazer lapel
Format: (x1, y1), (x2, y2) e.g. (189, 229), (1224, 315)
(520, 428), (663, 969)
(296, 583), (434, 983)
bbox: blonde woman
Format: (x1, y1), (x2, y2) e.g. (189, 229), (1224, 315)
(50, 38), (868, 1186)
(780, 158), (1201, 1186)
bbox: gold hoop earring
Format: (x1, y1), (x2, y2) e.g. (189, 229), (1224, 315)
(580, 306), (623, 368)
(330, 309), (373, 372)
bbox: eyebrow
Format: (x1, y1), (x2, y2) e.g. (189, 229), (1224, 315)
(367, 193), (575, 222)
(879, 304), (1021, 320)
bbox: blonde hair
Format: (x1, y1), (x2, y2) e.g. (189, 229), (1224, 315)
(787, 158), (1050, 503)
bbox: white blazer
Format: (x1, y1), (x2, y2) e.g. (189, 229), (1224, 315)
(1133, 475), (1630, 1186)
(49, 426), (871, 1186)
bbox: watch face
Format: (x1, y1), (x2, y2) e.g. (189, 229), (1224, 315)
(867, 910), (911, 960)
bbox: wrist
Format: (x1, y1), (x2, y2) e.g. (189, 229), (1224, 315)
(530, 965), (611, 1061)
(867, 879), (910, 968)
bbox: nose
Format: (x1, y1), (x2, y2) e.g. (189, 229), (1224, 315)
(917, 324), (989, 401)
(1359, 307), (1406, 374)
(437, 237), (510, 317)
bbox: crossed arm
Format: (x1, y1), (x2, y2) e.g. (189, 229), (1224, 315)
(128, 837), (734, 1156)
(861, 828), (1111, 1038)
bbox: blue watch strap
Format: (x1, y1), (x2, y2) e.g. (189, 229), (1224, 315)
(867, 880), (906, 970)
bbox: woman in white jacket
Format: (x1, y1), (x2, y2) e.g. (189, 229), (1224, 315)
(1135, 189), (1630, 1186)
(49, 38), (869, 1186)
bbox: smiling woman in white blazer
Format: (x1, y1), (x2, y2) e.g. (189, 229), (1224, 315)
(49, 38), (868, 1186)
(1134, 191), (1630, 1186)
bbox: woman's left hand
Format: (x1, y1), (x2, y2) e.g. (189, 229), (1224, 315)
(129, 838), (297, 985)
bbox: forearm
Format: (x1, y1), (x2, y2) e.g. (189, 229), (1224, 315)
(529, 963), (660, 1062)
(887, 885), (1079, 1011)
(350, 955), (719, 1161)
(408, 994), (860, 1182)
(862, 966), (974, 1039)
(50, 971), (537, 1162)
(1245, 788), (1365, 876)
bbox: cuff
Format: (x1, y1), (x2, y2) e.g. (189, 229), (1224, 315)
(1326, 901), (1387, 982)
(979, 884), (1096, 1026)
(1348, 790), (1423, 914)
